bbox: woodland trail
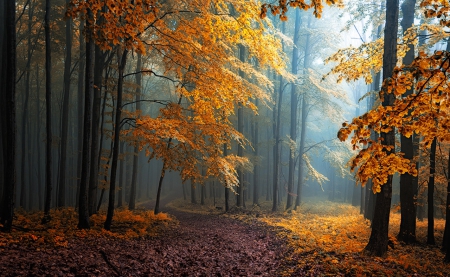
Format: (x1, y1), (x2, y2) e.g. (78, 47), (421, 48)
(0, 201), (290, 276)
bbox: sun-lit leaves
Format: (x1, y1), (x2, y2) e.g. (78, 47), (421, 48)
(338, 49), (450, 189)
(260, 0), (343, 20)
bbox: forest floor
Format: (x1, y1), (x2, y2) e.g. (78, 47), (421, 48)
(1, 196), (450, 276)
(0, 197), (287, 276)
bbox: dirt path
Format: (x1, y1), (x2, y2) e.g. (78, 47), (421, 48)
(0, 204), (289, 276)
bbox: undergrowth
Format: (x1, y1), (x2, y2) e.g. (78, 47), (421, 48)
(0, 207), (174, 248)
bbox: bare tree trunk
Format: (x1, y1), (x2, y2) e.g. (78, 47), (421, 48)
(42, 0), (53, 223)
(75, 20), (85, 209)
(78, 12), (94, 230)
(236, 45), (245, 207)
(117, 141), (124, 208)
(295, 15), (312, 210)
(58, 0), (72, 208)
(88, 45), (105, 215)
(105, 50), (128, 230)
(427, 138), (436, 245)
(253, 98), (259, 206)
(286, 8), (301, 211)
(20, 4), (34, 210)
(129, 54), (142, 210)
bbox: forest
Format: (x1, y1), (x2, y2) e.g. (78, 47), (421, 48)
(2, 0), (450, 275)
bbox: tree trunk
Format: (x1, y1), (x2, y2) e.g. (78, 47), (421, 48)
(42, 0), (53, 223)
(427, 137), (436, 245)
(398, 0), (417, 243)
(443, 148), (450, 252)
(253, 98), (260, 206)
(286, 8), (301, 211)
(78, 13), (94, 230)
(0, 0), (17, 232)
(117, 141), (124, 208)
(87, 45), (104, 215)
(364, 0), (399, 257)
(75, 20), (85, 209)
(105, 50), (128, 230)
(236, 45), (245, 207)
(295, 15), (312, 210)
(129, 54), (142, 210)
(20, 5), (34, 209)
(154, 164), (165, 214)
(224, 143), (229, 211)
(58, 0), (72, 208)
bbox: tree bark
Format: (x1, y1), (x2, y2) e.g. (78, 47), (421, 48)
(236, 45), (245, 207)
(20, 4), (34, 209)
(253, 98), (260, 206)
(78, 12), (94, 230)
(427, 138), (436, 245)
(88, 45), (105, 215)
(295, 15), (312, 210)
(129, 54), (142, 210)
(364, 0), (399, 257)
(286, 8), (301, 211)
(398, 0), (417, 244)
(76, 20), (85, 209)
(42, 0), (53, 223)
(58, 0), (73, 208)
(105, 50), (128, 230)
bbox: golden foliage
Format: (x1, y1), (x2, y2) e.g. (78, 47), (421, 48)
(0, 208), (174, 248)
(337, 49), (450, 188)
(260, 0), (343, 20)
(233, 200), (450, 276)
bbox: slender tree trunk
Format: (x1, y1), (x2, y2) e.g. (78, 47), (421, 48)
(76, 20), (85, 209)
(105, 50), (128, 230)
(427, 138), (436, 245)
(154, 163), (166, 214)
(42, 0), (53, 223)
(88, 45), (104, 215)
(224, 143), (229, 211)
(236, 45), (246, 207)
(286, 8), (301, 211)
(35, 64), (43, 210)
(129, 54), (142, 210)
(117, 141), (124, 208)
(78, 13), (94, 230)
(443, 149), (450, 252)
(0, 0), (17, 232)
(20, 5), (33, 209)
(295, 15), (312, 210)
(364, 0), (399, 257)
(191, 179), (197, 204)
(253, 98), (260, 206)
(58, 0), (72, 208)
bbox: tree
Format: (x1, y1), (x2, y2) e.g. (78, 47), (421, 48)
(105, 49), (128, 229)
(397, 0), (418, 244)
(78, 9), (94, 230)
(58, 0), (73, 208)
(361, 0), (399, 257)
(42, 0), (53, 224)
(286, 8), (301, 211)
(129, 54), (142, 210)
